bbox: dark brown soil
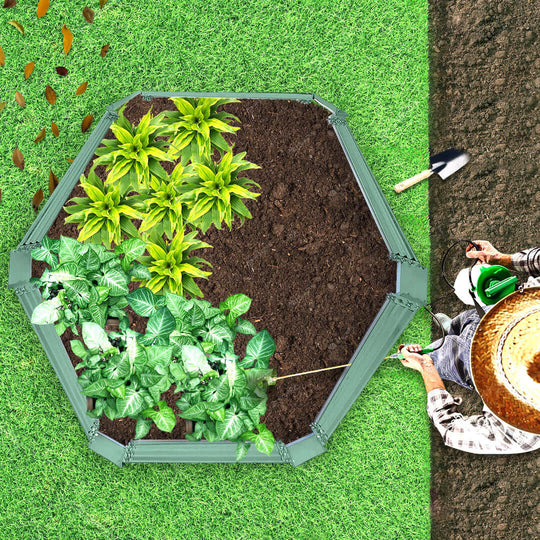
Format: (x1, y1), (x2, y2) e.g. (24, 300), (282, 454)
(32, 96), (396, 446)
(429, 1), (540, 538)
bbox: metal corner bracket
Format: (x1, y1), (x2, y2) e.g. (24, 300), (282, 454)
(310, 421), (329, 445)
(275, 440), (293, 464)
(86, 419), (100, 444)
(122, 441), (136, 464)
(327, 111), (348, 126)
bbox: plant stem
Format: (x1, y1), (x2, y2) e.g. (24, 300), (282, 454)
(273, 363), (351, 381)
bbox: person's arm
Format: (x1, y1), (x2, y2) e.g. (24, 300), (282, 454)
(399, 345), (520, 453)
(465, 240), (540, 276)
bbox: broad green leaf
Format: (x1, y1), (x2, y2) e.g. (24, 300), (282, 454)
(241, 330), (276, 368)
(59, 236), (82, 263)
(179, 401), (208, 421)
(164, 292), (189, 321)
(215, 410), (245, 440)
(145, 306), (176, 340)
(202, 375), (230, 403)
(82, 378), (109, 398)
(102, 352), (131, 380)
(89, 303), (107, 326)
(235, 441), (250, 462)
(31, 296), (62, 325)
(116, 237), (146, 263)
(82, 322), (113, 352)
(181, 345), (211, 375)
(98, 268), (129, 296)
(129, 262), (152, 280)
(202, 323), (234, 346)
(219, 293), (252, 327)
(253, 423), (275, 455)
(169, 362), (186, 381)
(116, 387), (146, 417)
(145, 345), (173, 370)
(142, 400), (176, 432)
(135, 418), (152, 439)
(70, 339), (87, 359)
(226, 362), (247, 397)
(234, 318), (256, 335)
(63, 280), (91, 305)
(126, 287), (162, 317)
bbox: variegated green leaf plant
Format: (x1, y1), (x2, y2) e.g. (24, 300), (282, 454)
(63, 166), (144, 249)
(137, 228), (212, 297)
(137, 162), (194, 241)
(93, 104), (174, 196)
(178, 149), (261, 234)
(29, 235), (150, 336)
(159, 97), (241, 165)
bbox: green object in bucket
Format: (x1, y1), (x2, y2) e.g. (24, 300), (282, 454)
(475, 265), (518, 305)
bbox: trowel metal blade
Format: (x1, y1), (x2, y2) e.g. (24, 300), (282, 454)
(430, 148), (470, 180)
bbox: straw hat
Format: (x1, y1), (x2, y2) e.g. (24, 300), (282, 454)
(470, 286), (540, 434)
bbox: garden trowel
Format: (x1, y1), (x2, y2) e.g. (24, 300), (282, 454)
(394, 148), (470, 193)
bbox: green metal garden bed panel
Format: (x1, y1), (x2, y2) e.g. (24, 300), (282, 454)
(10, 286), (95, 433)
(8, 90), (428, 466)
(331, 118), (417, 262)
(314, 292), (421, 439)
(125, 440), (285, 464)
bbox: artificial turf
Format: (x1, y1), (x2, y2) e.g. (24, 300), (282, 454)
(0, 1), (430, 538)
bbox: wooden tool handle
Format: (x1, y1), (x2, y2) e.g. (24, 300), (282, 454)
(394, 169), (433, 193)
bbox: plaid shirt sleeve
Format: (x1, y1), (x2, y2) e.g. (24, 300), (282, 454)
(511, 248), (540, 276)
(426, 389), (518, 454)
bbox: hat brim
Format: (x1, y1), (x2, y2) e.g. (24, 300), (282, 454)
(470, 286), (540, 434)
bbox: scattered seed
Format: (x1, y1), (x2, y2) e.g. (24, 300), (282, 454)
(0, 102), (6, 113)
(24, 61), (35, 79)
(15, 90), (25, 107)
(32, 189), (44, 213)
(34, 127), (46, 143)
(7, 20), (24, 34)
(3, 0), (17, 8)
(75, 82), (88, 95)
(51, 122), (59, 136)
(99, 0), (107, 8)
(0, 46), (5, 66)
(61, 24), (73, 55)
(45, 84), (57, 105)
(83, 6), (94, 23)
(36, 0), (50, 18)
(56, 66), (68, 76)
(66, 158), (74, 163)
(81, 114), (93, 132)
(49, 169), (59, 194)
(13, 148), (24, 170)
(100, 44), (109, 57)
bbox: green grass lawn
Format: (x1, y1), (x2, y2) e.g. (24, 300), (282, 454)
(0, 1), (430, 538)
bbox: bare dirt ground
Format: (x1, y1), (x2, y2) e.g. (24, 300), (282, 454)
(428, 0), (539, 538)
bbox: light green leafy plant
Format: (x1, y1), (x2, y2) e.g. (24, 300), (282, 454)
(126, 287), (277, 459)
(63, 167), (144, 249)
(29, 235), (150, 336)
(178, 149), (261, 233)
(72, 290), (277, 460)
(137, 162), (194, 240)
(159, 97), (241, 165)
(93, 104), (173, 196)
(137, 228), (212, 297)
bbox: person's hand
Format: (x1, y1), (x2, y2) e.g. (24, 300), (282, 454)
(398, 344), (433, 372)
(465, 240), (503, 264)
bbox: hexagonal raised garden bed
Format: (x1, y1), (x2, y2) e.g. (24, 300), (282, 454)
(9, 91), (427, 467)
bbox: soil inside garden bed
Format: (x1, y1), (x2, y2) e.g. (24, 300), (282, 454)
(428, 1), (540, 538)
(32, 96), (396, 446)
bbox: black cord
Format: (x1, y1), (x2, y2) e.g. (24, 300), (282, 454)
(422, 304), (445, 352)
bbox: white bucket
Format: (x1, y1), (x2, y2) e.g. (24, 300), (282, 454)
(453, 263), (490, 306)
